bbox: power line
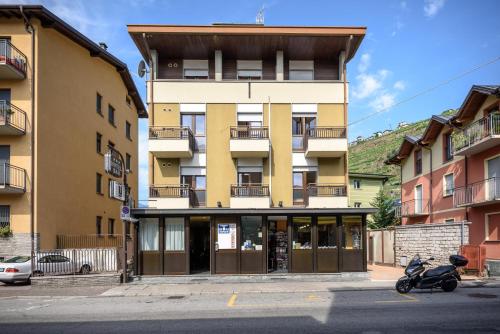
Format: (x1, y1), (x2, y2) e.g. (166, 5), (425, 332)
(348, 55), (500, 126)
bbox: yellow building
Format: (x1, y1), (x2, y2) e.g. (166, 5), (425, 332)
(129, 24), (374, 275)
(349, 173), (391, 208)
(0, 5), (146, 256)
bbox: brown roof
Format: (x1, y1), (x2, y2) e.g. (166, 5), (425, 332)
(453, 85), (500, 124)
(0, 5), (147, 118)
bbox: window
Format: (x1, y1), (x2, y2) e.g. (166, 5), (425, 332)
(108, 140), (115, 150)
(353, 180), (361, 189)
(445, 218), (455, 223)
(126, 153), (131, 172)
(237, 60), (262, 80)
(96, 132), (102, 154)
(289, 61), (314, 80)
(181, 113), (205, 151)
(241, 216), (263, 251)
(96, 93), (102, 115)
(140, 218), (159, 251)
(125, 121), (131, 140)
(443, 132), (453, 162)
(181, 169), (206, 207)
(415, 185), (423, 214)
(237, 167), (262, 185)
(292, 116), (316, 151)
(164, 218), (185, 251)
(108, 218), (115, 235)
(96, 173), (103, 194)
(414, 149), (422, 175)
(0, 205), (10, 229)
(96, 216), (102, 236)
(354, 202), (362, 208)
(487, 213), (500, 241)
(342, 216), (362, 250)
(108, 104), (115, 126)
(293, 170), (317, 205)
(443, 173), (454, 197)
(183, 60), (209, 79)
(318, 217), (337, 249)
(292, 217), (312, 249)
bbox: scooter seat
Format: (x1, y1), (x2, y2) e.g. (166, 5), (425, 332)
(423, 265), (455, 278)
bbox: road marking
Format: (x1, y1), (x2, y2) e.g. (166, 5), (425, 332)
(375, 291), (419, 303)
(227, 293), (238, 307)
(397, 292), (418, 301)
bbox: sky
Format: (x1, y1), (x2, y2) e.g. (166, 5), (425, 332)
(3, 0), (499, 202)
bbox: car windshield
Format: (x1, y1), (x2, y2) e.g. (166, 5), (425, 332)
(3, 256), (31, 263)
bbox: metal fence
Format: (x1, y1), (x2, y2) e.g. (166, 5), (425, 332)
(452, 112), (500, 153)
(454, 177), (499, 207)
(0, 163), (26, 190)
(56, 234), (123, 249)
(34, 248), (118, 276)
(0, 39), (27, 75)
(149, 184), (190, 198)
(0, 101), (26, 132)
(230, 126), (269, 139)
(230, 184), (270, 197)
(307, 184), (347, 197)
(396, 199), (430, 218)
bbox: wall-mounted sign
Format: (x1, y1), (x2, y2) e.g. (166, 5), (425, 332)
(218, 223), (236, 250)
(105, 150), (123, 178)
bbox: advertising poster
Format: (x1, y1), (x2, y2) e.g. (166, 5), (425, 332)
(218, 223), (236, 249)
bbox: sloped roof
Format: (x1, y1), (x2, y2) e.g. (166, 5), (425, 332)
(385, 135), (421, 165)
(454, 85), (500, 123)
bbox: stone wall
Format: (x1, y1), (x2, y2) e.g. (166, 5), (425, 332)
(395, 222), (470, 266)
(31, 273), (121, 287)
(0, 233), (39, 258)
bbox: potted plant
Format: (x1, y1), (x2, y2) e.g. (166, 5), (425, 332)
(0, 225), (12, 238)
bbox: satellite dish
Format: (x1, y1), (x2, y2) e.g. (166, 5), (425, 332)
(138, 60), (147, 78)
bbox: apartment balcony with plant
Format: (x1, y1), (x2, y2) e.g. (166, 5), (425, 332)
(0, 101), (26, 135)
(452, 113), (500, 156)
(0, 39), (27, 79)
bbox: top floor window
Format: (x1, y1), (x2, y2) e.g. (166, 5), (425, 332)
(108, 104), (115, 126)
(414, 149), (422, 175)
(443, 132), (453, 162)
(96, 93), (102, 115)
(289, 60), (314, 80)
(183, 59), (208, 79)
(237, 60), (262, 80)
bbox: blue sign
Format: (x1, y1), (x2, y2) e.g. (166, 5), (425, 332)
(218, 224), (230, 234)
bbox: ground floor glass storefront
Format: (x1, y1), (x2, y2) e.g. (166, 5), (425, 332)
(134, 210), (369, 275)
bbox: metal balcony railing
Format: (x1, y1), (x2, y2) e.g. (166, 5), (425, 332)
(0, 102), (26, 133)
(149, 126), (196, 152)
(231, 184), (270, 197)
(307, 183), (347, 197)
(453, 177), (500, 207)
(0, 39), (27, 76)
(230, 126), (269, 139)
(396, 199), (430, 217)
(0, 163), (26, 191)
(306, 127), (347, 139)
(452, 113), (500, 154)
(149, 184), (191, 198)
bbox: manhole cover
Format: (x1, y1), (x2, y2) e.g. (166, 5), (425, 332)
(468, 293), (497, 299)
(167, 295), (185, 300)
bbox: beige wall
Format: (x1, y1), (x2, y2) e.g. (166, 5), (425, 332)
(472, 95), (497, 123)
(401, 145), (431, 183)
(349, 177), (385, 207)
(318, 157), (345, 184)
(153, 158), (179, 184)
(317, 104), (344, 127)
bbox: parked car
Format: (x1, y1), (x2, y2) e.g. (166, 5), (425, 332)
(34, 254), (92, 276)
(0, 256), (32, 284)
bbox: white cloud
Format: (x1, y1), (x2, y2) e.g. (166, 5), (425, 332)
(394, 80), (406, 90)
(424, 0), (445, 18)
(357, 53), (371, 73)
(352, 73), (382, 99)
(370, 93), (396, 112)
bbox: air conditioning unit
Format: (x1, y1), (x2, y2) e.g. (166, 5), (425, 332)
(109, 180), (125, 201)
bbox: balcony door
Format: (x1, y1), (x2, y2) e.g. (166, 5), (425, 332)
(0, 146), (9, 185)
(293, 171), (317, 206)
(236, 167), (263, 197)
(415, 185), (423, 214)
(487, 156), (500, 200)
(292, 116), (316, 151)
(0, 89), (10, 125)
(181, 113), (205, 151)
(181, 173), (206, 207)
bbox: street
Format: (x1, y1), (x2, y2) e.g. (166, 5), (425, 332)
(0, 285), (499, 333)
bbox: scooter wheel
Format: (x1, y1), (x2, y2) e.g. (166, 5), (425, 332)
(396, 277), (413, 294)
(441, 278), (457, 292)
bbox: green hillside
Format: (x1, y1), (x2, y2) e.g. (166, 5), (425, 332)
(348, 109), (456, 190)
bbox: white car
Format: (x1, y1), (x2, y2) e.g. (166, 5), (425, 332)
(0, 256), (32, 284)
(34, 254), (92, 276)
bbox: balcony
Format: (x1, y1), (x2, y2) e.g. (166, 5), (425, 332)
(452, 113), (500, 156)
(306, 184), (348, 208)
(0, 102), (27, 135)
(0, 163), (26, 194)
(454, 177), (500, 208)
(229, 184), (270, 208)
(305, 127), (347, 158)
(0, 39), (27, 79)
(229, 126), (269, 158)
(149, 127), (195, 158)
(395, 199), (430, 218)
(148, 184), (191, 209)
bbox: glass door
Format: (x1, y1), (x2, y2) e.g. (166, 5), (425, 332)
(292, 116), (316, 151)
(293, 171), (317, 206)
(181, 174), (206, 207)
(181, 113), (205, 151)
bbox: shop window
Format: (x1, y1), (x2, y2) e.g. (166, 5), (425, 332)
(443, 173), (454, 197)
(165, 218), (185, 251)
(292, 217), (312, 249)
(240, 216), (263, 251)
(342, 216), (362, 250)
(140, 218), (159, 251)
(318, 217), (337, 249)
(216, 221), (237, 250)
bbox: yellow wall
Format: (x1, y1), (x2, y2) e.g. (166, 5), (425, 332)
(151, 103), (180, 127)
(318, 157), (345, 184)
(206, 104), (236, 207)
(153, 158), (179, 184)
(349, 176), (385, 207)
(317, 104), (344, 126)
(270, 104), (292, 206)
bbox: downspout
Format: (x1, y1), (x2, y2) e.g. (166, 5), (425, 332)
(268, 96), (272, 206)
(419, 144), (433, 223)
(447, 120), (469, 222)
(20, 6), (36, 266)
(343, 35), (353, 202)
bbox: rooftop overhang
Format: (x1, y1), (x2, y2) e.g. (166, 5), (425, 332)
(453, 85), (500, 124)
(131, 207), (376, 217)
(385, 136), (420, 165)
(128, 24), (366, 63)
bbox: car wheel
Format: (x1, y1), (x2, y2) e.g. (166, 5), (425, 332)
(80, 264), (91, 275)
(25, 276), (31, 285)
(396, 277), (413, 294)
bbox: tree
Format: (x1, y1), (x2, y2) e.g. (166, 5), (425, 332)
(369, 189), (398, 229)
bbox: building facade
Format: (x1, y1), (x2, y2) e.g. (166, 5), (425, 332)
(387, 85), (500, 263)
(349, 172), (390, 208)
(0, 5), (146, 256)
(129, 24), (374, 275)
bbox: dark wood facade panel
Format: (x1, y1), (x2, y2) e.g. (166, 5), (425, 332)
(158, 58), (183, 79)
(341, 250), (364, 272)
(140, 251), (162, 275)
(241, 251), (264, 274)
(164, 252), (187, 275)
(262, 59), (275, 80)
(314, 60), (339, 80)
(317, 249), (339, 273)
(215, 251), (238, 274)
(291, 249), (313, 273)
(222, 59), (237, 80)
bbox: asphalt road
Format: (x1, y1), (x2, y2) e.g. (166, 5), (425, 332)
(0, 287), (499, 333)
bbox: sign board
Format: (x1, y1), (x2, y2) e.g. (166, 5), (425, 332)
(105, 150), (123, 178)
(217, 223), (236, 250)
(120, 205), (130, 221)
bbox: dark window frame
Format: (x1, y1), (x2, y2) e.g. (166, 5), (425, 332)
(96, 93), (103, 116)
(125, 153), (131, 172)
(108, 218), (115, 235)
(96, 132), (102, 154)
(96, 173), (103, 195)
(125, 121), (132, 140)
(414, 149), (423, 176)
(96, 216), (102, 236)
(443, 132), (453, 163)
(108, 104), (115, 126)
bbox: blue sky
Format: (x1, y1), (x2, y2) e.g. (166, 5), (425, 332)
(5, 0), (500, 202)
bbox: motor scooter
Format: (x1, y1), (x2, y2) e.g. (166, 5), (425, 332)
(396, 254), (468, 293)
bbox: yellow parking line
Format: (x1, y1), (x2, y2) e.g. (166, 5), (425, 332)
(227, 293), (238, 307)
(375, 291), (419, 303)
(397, 292), (418, 301)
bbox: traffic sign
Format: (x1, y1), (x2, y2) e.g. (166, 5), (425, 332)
(120, 205), (130, 220)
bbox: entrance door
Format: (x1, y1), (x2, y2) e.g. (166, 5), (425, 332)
(267, 218), (288, 273)
(317, 217), (339, 273)
(189, 218), (210, 274)
(0, 146), (10, 186)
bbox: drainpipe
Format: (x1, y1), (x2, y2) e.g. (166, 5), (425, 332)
(20, 6), (36, 269)
(268, 96), (272, 206)
(419, 143), (433, 223)
(343, 35), (353, 201)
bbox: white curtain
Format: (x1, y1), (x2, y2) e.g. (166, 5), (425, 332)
(140, 219), (159, 251)
(165, 218), (185, 251)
